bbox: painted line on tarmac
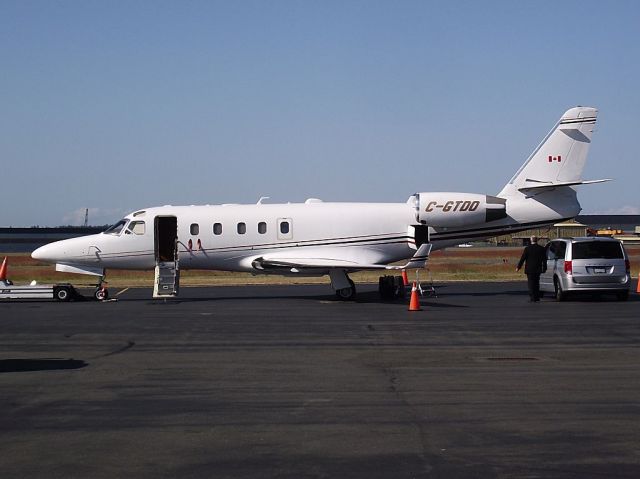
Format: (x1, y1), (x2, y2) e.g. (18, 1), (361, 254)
(115, 288), (129, 297)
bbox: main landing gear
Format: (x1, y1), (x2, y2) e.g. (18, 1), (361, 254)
(335, 279), (357, 300)
(330, 269), (356, 300)
(378, 275), (407, 301)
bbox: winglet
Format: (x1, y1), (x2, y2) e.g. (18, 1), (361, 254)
(399, 243), (432, 270)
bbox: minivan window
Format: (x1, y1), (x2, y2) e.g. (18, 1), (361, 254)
(548, 241), (566, 259)
(557, 242), (567, 258)
(572, 241), (623, 259)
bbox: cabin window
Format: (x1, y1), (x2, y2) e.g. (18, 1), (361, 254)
(126, 221), (146, 235)
(277, 218), (293, 240)
(237, 222), (246, 234)
(190, 223), (199, 235)
(104, 219), (128, 235)
(213, 223), (222, 235)
(258, 222), (267, 234)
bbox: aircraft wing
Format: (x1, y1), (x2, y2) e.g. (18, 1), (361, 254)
(252, 243), (432, 272)
(56, 263), (105, 277)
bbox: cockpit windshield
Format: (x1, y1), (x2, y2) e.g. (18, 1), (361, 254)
(104, 219), (128, 235)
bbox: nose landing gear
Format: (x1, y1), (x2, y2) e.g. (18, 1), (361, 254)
(94, 274), (109, 301)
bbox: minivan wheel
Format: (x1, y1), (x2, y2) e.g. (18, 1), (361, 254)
(616, 291), (629, 301)
(554, 279), (567, 302)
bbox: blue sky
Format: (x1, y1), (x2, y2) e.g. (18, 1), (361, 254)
(1, 1), (639, 226)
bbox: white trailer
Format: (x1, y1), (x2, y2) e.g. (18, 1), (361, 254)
(0, 279), (77, 301)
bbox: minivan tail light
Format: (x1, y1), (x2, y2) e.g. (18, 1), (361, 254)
(564, 260), (573, 274)
(625, 259), (630, 273)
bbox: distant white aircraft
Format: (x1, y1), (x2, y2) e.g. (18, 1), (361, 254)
(33, 107), (607, 300)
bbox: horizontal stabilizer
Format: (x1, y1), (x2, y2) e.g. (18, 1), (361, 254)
(518, 178), (611, 193)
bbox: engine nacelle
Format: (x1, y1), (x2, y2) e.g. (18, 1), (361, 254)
(411, 192), (507, 228)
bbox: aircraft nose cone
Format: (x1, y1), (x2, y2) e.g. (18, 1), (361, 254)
(32, 236), (99, 264)
(31, 243), (55, 262)
(32, 241), (70, 263)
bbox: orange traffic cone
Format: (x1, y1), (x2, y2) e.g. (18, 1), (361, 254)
(408, 281), (421, 311)
(0, 257), (7, 281)
(636, 272), (640, 294)
(401, 270), (409, 286)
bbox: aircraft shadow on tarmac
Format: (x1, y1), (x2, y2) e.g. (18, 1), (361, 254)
(138, 289), (469, 308)
(117, 283), (638, 304)
(0, 358), (88, 373)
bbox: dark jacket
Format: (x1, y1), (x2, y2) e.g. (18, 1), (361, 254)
(517, 243), (547, 274)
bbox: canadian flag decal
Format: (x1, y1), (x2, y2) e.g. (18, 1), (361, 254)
(548, 155), (562, 163)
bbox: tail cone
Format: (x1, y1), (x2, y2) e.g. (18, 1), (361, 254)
(401, 270), (409, 286)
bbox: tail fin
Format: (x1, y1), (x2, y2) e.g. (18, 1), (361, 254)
(499, 107), (607, 196)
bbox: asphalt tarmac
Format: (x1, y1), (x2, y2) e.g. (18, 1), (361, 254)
(1, 282), (639, 479)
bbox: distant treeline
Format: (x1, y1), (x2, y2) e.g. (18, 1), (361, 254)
(0, 226), (109, 253)
(0, 226), (108, 234)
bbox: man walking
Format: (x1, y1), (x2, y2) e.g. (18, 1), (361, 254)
(516, 236), (547, 302)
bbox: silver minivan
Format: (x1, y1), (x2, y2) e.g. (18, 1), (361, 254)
(540, 237), (631, 301)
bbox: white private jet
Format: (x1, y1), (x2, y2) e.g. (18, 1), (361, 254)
(32, 106), (607, 300)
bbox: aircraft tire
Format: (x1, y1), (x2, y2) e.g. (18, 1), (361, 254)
(336, 279), (356, 300)
(94, 288), (109, 301)
(395, 275), (406, 299)
(379, 275), (405, 300)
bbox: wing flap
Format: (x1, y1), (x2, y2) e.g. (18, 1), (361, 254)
(253, 243), (432, 272)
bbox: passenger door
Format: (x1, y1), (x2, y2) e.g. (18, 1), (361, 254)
(541, 241), (564, 291)
(540, 243), (555, 291)
(153, 216), (180, 298)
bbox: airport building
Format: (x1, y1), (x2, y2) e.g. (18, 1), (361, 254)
(492, 215), (640, 246)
